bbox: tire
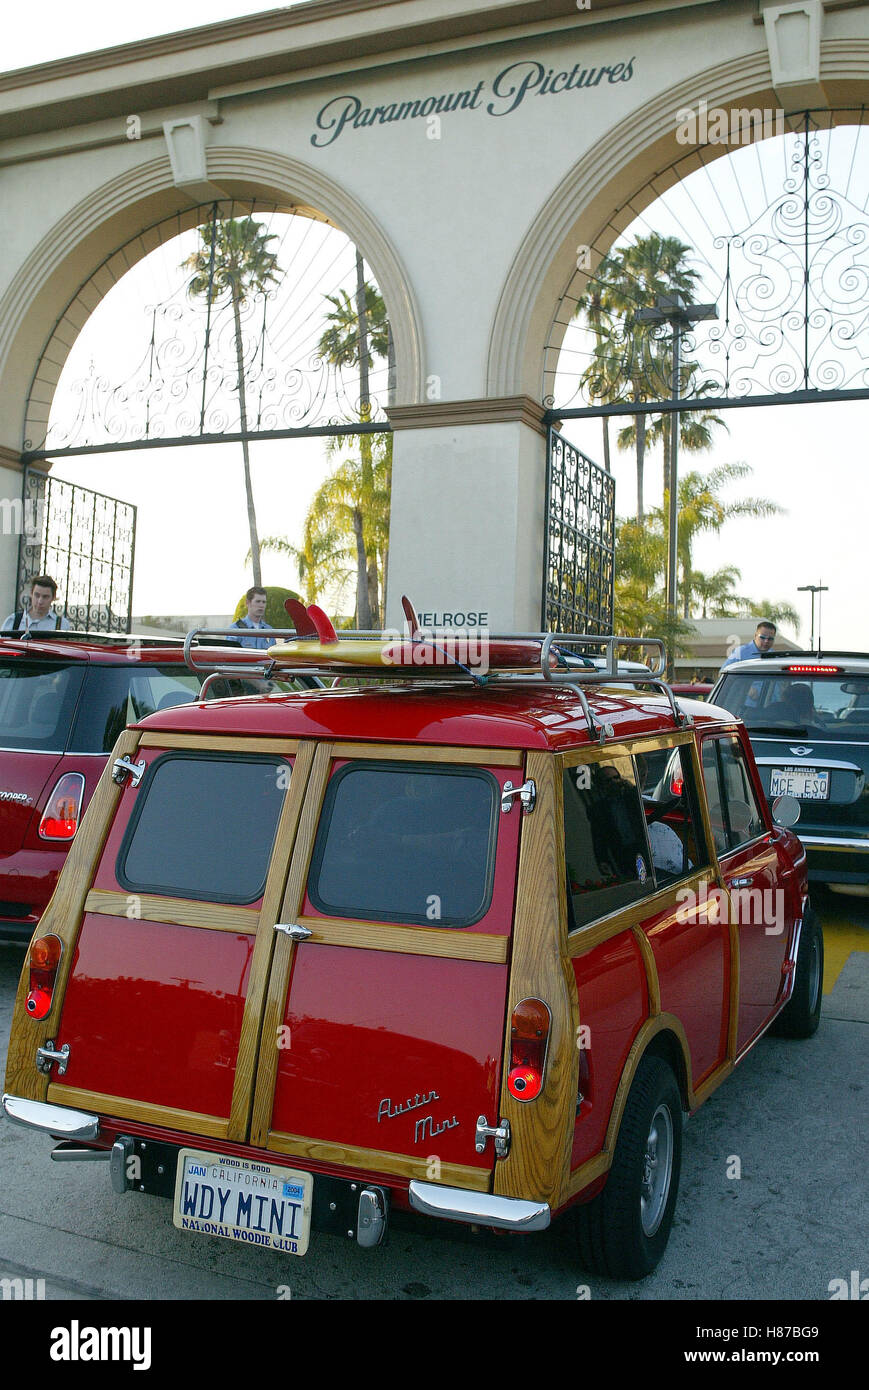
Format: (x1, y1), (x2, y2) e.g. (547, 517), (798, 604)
(771, 907), (823, 1038)
(575, 1055), (682, 1280)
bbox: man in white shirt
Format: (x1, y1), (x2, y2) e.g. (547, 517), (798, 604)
(2, 576), (71, 635)
(230, 586), (274, 650)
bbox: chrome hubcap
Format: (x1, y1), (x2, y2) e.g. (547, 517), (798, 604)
(640, 1104), (673, 1237)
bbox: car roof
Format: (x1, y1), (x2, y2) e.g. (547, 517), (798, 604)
(133, 682), (738, 753)
(718, 654), (869, 675)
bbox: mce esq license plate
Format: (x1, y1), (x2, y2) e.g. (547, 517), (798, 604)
(173, 1148), (313, 1255)
(769, 766), (831, 801)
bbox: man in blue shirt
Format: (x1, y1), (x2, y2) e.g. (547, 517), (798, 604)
(719, 620), (776, 672)
(230, 586), (274, 650)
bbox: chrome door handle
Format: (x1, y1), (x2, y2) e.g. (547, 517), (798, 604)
(274, 922), (312, 941)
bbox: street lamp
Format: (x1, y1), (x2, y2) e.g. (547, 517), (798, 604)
(797, 583), (828, 652)
(635, 294), (718, 673)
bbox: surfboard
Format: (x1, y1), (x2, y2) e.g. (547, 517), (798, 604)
(268, 597), (568, 672)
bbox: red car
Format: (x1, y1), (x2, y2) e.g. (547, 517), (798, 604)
(3, 626), (820, 1279)
(670, 682), (713, 699)
(0, 632), (316, 944)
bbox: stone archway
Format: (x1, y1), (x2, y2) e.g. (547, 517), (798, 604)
(486, 49), (869, 402)
(0, 147), (425, 459)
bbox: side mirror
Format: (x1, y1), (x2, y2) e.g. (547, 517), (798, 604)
(771, 793), (801, 828)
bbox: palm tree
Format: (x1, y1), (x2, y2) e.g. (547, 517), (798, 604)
(575, 233), (712, 523)
(259, 430), (393, 625)
(183, 215), (280, 586)
(317, 256), (391, 626)
(650, 463), (782, 617)
(690, 565), (751, 618)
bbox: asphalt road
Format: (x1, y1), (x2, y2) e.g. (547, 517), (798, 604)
(1, 890), (866, 1303)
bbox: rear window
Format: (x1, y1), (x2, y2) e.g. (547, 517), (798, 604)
(716, 671), (869, 739)
(117, 753), (290, 903)
(308, 762), (498, 926)
(0, 659), (84, 751)
(69, 665), (312, 753)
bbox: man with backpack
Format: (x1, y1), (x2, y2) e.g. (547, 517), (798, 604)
(2, 575), (71, 635)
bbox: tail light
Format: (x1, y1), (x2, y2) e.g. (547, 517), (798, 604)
(507, 998), (551, 1102)
(25, 933), (63, 1020)
(670, 775), (684, 796)
(786, 664), (840, 674)
(38, 773), (85, 840)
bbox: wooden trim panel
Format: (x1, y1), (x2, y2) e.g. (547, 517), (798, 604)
(631, 925), (661, 1014)
(295, 916), (509, 962)
(4, 729), (141, 1103)
(47, 1084), (229, 1140)
(561, 730), (696, 769)
(249, 743), (334, 1148)
(332, 742), (523, 766)
(228, 741), (318, 1143)
(267, 1129), (490, 1192)
(83, 890), (259, 933)
(493, 750), (579, 1210)
(137, 733), (299, 754)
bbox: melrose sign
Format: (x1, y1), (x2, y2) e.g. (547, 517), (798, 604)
(311, 55), (636, 147)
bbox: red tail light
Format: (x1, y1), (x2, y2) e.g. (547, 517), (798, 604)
(670, 775), (684, 796)
(38, 772), (85, 840)
(26, 933), (63, 1020)
(786, 664), (841, 674)
(507, 998), (551, 1102)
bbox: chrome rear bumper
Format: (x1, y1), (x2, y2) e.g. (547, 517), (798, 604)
(2, 1093), (100, 1140)
(408, 1180), (550, 1232)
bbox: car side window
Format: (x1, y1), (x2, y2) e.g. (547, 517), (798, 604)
(563, 754), (655, 931)
(701, 735), (766, 855)
(634, 742), (710, 887)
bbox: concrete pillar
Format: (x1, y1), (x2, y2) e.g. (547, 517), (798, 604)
(384, 397), (547, 633)
(0, 450), (24, 617)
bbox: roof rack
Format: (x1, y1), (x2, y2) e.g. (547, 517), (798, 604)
(182, 627), (690, 741)
(0, 629), (244, 649)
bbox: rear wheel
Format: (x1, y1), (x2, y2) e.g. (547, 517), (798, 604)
(771, 907), (823, 1038)
(575, 1055), (682, 1280)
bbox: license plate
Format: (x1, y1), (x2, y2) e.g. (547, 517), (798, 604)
(173, 1149), (312, 1256)
(769, 766), (830, 800)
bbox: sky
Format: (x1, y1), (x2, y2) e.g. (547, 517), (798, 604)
(4, 4), (867, 648)
(2, 3), (285, 72)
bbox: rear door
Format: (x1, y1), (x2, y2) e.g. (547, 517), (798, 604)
(248, 742), (523, 1192)
(46, 734), (307, 1143)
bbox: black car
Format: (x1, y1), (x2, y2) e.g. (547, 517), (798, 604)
(711, 653), (869, 896)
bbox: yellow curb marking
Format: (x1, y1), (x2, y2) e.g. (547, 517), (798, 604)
(818, 918), (869, 993)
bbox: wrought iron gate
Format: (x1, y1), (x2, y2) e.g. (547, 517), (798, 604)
(16, 469), (136, 631)
(542, 428), (615, 633)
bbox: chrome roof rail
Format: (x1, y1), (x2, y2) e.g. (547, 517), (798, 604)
(179, 627), (689, 730)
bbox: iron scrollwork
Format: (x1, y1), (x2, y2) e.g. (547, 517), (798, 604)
(543, 430), (615, 634)
(15, 469), (135, 632)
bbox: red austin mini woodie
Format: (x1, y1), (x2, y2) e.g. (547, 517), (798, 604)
(2, 619), (821, 1279)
